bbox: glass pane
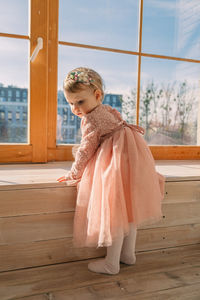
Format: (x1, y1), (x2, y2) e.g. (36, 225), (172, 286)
(57, 46), (137, 144)
(0, 37), (29, 143)
(140, 57), (200, 145)
(142, 0), (200, 60)
(0, 0), (29, 35)
(59, 0), (139, 51)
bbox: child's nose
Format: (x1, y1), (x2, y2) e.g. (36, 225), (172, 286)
(72, 104), (79, 113)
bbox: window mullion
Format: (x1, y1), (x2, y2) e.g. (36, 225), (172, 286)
(30, 0), (49, 162)
(136, 0), (144, 125)
(47, 0), (59, 161)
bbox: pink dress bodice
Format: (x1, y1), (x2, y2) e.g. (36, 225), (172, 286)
(65, 104), (126, 185)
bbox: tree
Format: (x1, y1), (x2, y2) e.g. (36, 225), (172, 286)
(121, 90), (136, 124)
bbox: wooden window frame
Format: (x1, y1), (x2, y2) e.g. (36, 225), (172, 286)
(0, 0), (200, 163)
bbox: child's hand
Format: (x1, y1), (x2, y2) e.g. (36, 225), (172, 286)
(57, 176), (67, 182)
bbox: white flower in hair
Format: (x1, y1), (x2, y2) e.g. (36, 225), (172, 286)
(68, 71), (93, 84)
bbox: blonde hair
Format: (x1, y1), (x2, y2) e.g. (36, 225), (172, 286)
(63, 67), (104, 99)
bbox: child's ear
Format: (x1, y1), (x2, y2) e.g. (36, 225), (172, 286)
(94, 89), (102, 101)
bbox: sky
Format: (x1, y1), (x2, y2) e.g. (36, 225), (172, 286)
(0, 0), (199, 95)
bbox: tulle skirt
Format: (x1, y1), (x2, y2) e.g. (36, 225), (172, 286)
(73, 126), (165, 248)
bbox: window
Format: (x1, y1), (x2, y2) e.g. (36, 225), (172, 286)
(0, 111), (5, 120)
(16, 112), (20, 121)
(16, 90), (20, 98)
(8, 90), (12, 97)
(0, 0), (29, 145)
(0, 0), (199, 163)
(0, 0), (50, 162)
(23, 91), (27, 98)
(8, 112), (12, 121)
(57, 0), (139, 145)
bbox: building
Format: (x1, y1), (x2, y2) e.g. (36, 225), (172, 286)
(0, 85), (122, 144)
(0, 84), (28, 143)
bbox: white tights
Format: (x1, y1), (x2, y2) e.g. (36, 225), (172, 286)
(88, 224), (137, 275)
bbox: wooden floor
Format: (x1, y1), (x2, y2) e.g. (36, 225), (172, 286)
(0, 244), (200, 300)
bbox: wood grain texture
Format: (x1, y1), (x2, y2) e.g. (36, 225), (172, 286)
(0, 145), (32, 163)
(150, 145), (200, 160)
(30, 0), (49, 162)
(0, 212), (74, 245)
(1, 161), (200, 187)
(47, 0), (59, 158)
(50, 280), (200, 300)
(0, 224), (199, 272)
(0, 245), (199, 300)
(141, 200), (200, 229)
(0, 238), (106, 272)
(164, 181), (200, 203)
(0, 186), (76, 217)
(29, 267), (200, 300)
(1, 200), (200, 246)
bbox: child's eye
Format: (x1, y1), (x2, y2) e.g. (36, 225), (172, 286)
(77, 100), (84, 105)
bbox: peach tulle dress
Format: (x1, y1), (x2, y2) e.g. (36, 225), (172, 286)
(65, 104), (165, 248)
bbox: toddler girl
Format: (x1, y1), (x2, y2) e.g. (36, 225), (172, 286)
(58, 67), (165, 275)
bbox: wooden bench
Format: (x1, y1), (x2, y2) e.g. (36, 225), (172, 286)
(0, 161), (200, 299)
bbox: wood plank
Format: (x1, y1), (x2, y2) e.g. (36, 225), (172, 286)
(0, 213), (73, 245)
(137, 223), (200, 251)
(0, 187), (76, 217)
(0, 162), (72, 187)
(15, 296), (47, 300)
(142, 201), (200, 229)
(1, 180), (199, 218)
(164, 181), (200, 204)
(0, 245), (199, 300)
(0, 182), (67, 191)
(14, 275), (200, 300)
(42, 267), (200, 300)
(117, 284), (200, 300)
(14, 281), (200, 300)
(0, 145), (32, 163)
(0, 224), (199, 272)
(0, 238), (105, 272)
(151, 145), (200, 160)
(0, 161), (200, 187)
(1, 199), (200, 245)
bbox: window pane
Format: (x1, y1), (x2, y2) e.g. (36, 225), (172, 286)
(59, 0), (139, 51)
(142, 0), (200, 60)
(0, 37), (29, 143)
(57, 46), (137, 144)
(140, 57), (200, 145)
(0, 0), (29, 35)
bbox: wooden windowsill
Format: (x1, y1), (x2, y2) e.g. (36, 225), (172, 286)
(0, 160), (200, 189)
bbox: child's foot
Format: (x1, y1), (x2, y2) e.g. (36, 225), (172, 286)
(88, 259), (120, 275)
(120, 253), (136, 265)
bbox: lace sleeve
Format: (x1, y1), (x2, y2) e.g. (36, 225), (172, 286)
(65, 116), (100, 186)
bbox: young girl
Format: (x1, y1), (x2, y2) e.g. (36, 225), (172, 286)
(58, 67), (165, 275)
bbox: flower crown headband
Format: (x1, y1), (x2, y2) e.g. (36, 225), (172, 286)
(67, 71), (94, 85)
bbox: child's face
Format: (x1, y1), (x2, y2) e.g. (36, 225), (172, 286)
(65, 87), (102, 118)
